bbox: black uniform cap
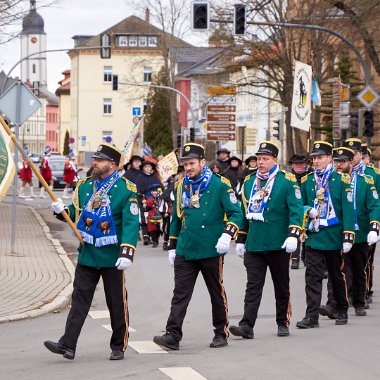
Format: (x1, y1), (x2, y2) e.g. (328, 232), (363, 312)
(181, 143), (205, 159)
(344, 138), (362, 152)
(310, 141), (333, 156)
(256, 141), (279, 157)
(245, 155), (257, 166)
(333, 147), (354, 161)
(92, 143), (122, 166)
(228, 156), (243, 165)
(289, 154), (308, 164)
(361, 143), (372, 156)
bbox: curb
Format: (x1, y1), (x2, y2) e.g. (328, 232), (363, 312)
(0, 206), (75, 323)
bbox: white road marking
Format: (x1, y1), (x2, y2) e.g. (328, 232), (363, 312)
(128, 341), (168, 354)
(102, 324), (136, 332)
(88, 310), (110, 319)
(159, 367), (207, 380)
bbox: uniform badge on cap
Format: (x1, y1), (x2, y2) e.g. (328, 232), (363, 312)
(338, 149), (343, 154)
(349, 141), (353, 146)
(261, 143), (267, 148)
(315, 143), (320, 148)
(185, 146), (190, 152)
(97, 146), (102, 152)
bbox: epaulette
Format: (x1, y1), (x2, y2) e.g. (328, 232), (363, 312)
(120, 177), (137, 193)
(244, 172), (255, 182)
(341, 173), (351, 184)
(367, 164), (380, 175)
(174, 178), (184, 189)
(362, 174), (375, 185)
(216, 174), (232, 187)
(301, 172), (313, 184)
(76, 177), (89, 187)
(282, 170), (296, 182)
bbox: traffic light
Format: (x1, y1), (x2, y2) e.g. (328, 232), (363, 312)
(349, 111), (359, 137)
(112, 75), (118, 91)
(100, 33), (111, 59)
(190, 127), (195, 142)
(177, 134), (182, 148)
(363, 110), (374, 137)
(234, 4), (247, 35)
(191, 1), (209, 31)
(273, 119), (284, 140)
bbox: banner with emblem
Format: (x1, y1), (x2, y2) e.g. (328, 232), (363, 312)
(290, 60), (313, 132)
(0, 120), (16, 202)
(157, 151), (179, 182)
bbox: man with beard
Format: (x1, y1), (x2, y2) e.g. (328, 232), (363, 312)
(153, 143), (242, 350)
(123, 155), (142, 183)
(44, 143), (139, 361)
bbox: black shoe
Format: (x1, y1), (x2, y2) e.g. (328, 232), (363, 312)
(355, 307), (367, 316)
(152, 242), (158, 248)
(335, 312), (348, 325)
(44, 340), (75, 360)
(209, 335), (228, 348)
(364, 301), (370, 309)
(319, 305), (338, 319)
(229, 324), (254, 339)
(296, 317), (319, 329)
(277, 325), (290, 337)
(163, 242), (168, 251)
(291, 261), (299, 269)
(143, 236), (150, 245)
(110, 350), (124, 360)
(153, 333), (179, 350)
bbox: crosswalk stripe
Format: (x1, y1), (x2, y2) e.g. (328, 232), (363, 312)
(102, 324), (136, 332)
(128, 341), (168, 354)
(159, 367), (207, 380)
(88, 310), (110, 319)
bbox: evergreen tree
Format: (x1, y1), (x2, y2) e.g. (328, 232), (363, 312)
(144, 68), (173, 156)
(63, 130), (70, 156)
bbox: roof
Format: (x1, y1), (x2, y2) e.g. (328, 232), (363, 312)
(0, 71), (19, 94)
(21, 1), (45, 35)
(55, 81), (70, 96)
(71, 15), (191, 51)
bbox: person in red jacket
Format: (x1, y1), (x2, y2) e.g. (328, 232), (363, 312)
(39, 146), (54, 198)
(63, 151), (77, 199)
(19, 159), (37, 198)
(144, 184), (163, 248)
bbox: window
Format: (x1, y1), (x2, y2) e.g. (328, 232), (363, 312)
(103, 98), (112, 114)
(138, 36), (147, 47)
(143, 67), (152, 82)
(32, 64), (36, 74)
(148, 36), (157, 47)
(104, 66), (112, 82)
(102, 131), (113, 143)
(143, 98), (149, 114)
(129, 36), (137, 47)
(118, 36), (128, 46)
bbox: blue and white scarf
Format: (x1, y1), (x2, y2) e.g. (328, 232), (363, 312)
(77, 171), (119, 247)
(182, 166), (213, 208)
(311, 164), (338, 229)
(350, 171), (359, 230)
(353, 160), (365, 174)
(246, 164), (279, 221)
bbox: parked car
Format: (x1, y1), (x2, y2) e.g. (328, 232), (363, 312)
(29, 153), (41, 164)
(50, 157), (82, 189)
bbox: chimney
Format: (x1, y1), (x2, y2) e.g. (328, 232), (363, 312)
(145, 8), (150, 23)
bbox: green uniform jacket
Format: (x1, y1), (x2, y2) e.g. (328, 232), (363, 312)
(66, 176), (139, 268)
(169, 174), (243, 260)
(301, 171), (355, 250)
(353, 174), (380, 243)
(239, 170), (304, 252)
(365, 164), (380, 192)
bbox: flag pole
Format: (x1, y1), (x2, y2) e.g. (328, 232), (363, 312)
(0, 116), (84, 245)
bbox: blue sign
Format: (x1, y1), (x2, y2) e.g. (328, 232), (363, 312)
(132, 107), (141, 116)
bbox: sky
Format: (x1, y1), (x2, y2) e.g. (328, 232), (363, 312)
(0, 0), (208, 93)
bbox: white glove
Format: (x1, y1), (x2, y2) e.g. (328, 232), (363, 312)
(215, 233), (232, 254)
(342, 242), (353, 253)
(309, 208), (319, 218)
(281, 237), (298, 253)
(51, 198), (66, 214)
(367, 231), (378, 246)
(115, 257), (132, 270)
(235, 243), (246, 258)
(168, 249), (176, 267)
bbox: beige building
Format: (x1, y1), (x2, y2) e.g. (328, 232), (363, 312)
(66, 15), (189, 165)
(55, 70), (71, 153)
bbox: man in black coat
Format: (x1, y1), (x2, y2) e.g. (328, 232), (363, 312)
(216, 148), (230, 171)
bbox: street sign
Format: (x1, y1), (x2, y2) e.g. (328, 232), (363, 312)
(0, 82), (41, 125)
(209, 95), (236, 104)
(207, 123), (235, 132)
(132, 107), (141, 116)
(357, 86), (380, 108)
(339, 101), (350, 115)
(81, 136), (86, 146)
(207, 113), (236, 122)
(132, 116), (139, 124)
(207, 132), (236, 141)
(207, 86), (236, 96)
(207, 105), (236, 113)
(339, 116), (349, 130)
(69, 137), (75, 144)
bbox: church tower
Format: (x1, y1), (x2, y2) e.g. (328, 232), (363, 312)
(20, 0), (47, 88)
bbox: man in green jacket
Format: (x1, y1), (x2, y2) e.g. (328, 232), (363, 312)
(228, 141), (304, 339)
(153, 143), (242, 350)
(296, 141), (355, 329)
(320, 147), (380, 318)
(44, 143), (139, 361)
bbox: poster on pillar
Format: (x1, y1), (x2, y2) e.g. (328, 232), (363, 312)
(290, 60), (312, 132)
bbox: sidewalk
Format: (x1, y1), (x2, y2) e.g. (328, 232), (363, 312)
(0, 202), (74, 323)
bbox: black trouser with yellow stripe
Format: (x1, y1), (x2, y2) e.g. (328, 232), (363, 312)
(59, 264), (129, 352)
(166, 255), (229, 341)
(240, 250), (291, 328)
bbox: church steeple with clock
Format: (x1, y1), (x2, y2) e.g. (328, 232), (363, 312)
(20, 0), (47, 88)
